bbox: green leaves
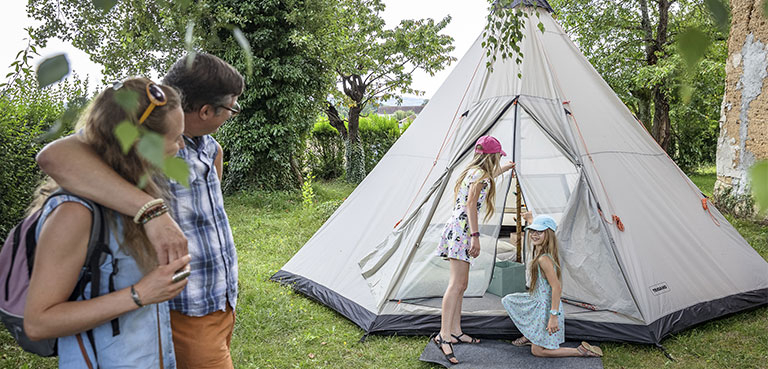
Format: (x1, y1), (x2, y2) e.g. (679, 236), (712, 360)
(483, 3), (527, 73)
(36, 54), (69, 89)
(678, 28), (711, 69)
(114, 89), (140, 114)
(164, 157), (190, 187)
(114, 120), (140, 154)
(185, 21), (196, 70)
(36, 96), (88, 142)
(92, 0), (117, 11)
(137, 131), (166, 168)
(233, 28), (253, 77)
(704, 0), (730, 32)
(131, 130), (190, 187)
(113, 122), (189, 187)
(750, 160), (768, 215)
(764, 0), (768, 19)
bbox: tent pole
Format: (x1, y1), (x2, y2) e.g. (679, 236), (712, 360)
(512, 95), (521, 262)
(516, 180), (522, 262)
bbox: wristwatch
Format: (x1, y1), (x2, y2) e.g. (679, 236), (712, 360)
(549, 309), (560, 316)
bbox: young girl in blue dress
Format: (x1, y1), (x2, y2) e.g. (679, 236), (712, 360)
(432, 136), (516, 364)
(502, 214), (603, 358)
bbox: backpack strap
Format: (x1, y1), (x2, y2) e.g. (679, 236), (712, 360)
(86, 329), (99, 367)
(23, 191), (72, 275)
(75, 333), (95, 369)
(107, 255), (120, 336)
(74, 195), (120, 337)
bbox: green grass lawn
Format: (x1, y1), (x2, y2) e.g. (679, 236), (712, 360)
(2, 170), (766, 368)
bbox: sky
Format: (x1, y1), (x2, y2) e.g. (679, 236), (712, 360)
(2, 0), (491, 99)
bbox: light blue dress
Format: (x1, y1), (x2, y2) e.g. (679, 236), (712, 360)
(35, 195), (176, 368)
(501, 254), (564, 349)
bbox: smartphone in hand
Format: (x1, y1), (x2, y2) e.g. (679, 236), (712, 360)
(172, 268), (191, 283)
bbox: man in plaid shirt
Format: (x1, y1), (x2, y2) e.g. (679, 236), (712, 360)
(37, 53), (244, 368)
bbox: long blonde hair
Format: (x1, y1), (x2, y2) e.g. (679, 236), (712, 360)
(528, 228), (562, 294)
(453, 147), (501, 221)
(29, 77), (181, 273)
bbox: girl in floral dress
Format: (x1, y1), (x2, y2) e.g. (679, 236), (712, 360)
(431, 136), (515, 364)
(502, 214), (603, 358)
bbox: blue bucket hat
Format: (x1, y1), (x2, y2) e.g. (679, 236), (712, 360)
(527, 215), (557, 232)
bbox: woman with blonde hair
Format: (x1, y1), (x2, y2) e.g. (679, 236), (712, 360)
(24, 77), (190, 368)
(431, 135), (516, 364)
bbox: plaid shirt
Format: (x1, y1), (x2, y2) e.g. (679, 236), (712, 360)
(167, 134), (238, 316)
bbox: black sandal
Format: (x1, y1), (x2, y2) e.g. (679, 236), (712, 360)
(511, 336), (531, 346)
(452, 333), (480, 344)
(431, 333), (458, 364)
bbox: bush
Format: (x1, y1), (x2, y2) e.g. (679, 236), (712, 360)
(359, 114), (402, 173)
(0, 76), (89, 237)
(306, 117), (345, 180)
(213, 0), (334, 193)
(306, 114), (410, 180)
(669, 44), (726, 173)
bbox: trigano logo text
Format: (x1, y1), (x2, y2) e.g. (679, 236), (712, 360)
(650, 282), (670, 296)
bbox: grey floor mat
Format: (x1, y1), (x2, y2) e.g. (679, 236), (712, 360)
(419, 339), (603, 369)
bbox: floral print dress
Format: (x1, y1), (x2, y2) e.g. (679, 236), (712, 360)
(435, 169), (490, 263)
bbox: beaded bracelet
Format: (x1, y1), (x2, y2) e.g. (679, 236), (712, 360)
(133, 199), (165, 224)
(139, 204), (169, 225)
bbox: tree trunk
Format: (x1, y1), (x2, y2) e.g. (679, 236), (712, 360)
(290, 155), (303, 188)
(651, 87), (671, 150)
(714, 0), (768, 216)
(346, 105), (366, 183)
(325, 101), (348, 139)
(651, 0), (672, 152)
(638, 0), (673, 151)
(632, 88), (653, 131)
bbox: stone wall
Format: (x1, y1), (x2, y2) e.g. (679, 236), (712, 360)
(715, 0), (768, 214)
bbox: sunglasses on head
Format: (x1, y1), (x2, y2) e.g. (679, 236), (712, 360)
(138, 83), (167, 125)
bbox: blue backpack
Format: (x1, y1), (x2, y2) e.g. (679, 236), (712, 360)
(0, 191), (118, 360)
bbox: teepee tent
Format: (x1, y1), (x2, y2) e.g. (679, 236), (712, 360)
(272, 0), (768, 344)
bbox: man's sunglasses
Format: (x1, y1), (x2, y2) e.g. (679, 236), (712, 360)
(138, 83), (167, 124)
(218, 101), (241, 115)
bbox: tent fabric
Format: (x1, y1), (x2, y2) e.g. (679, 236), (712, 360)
(359, 97), (518, 308)
(272, 5), (768, 344)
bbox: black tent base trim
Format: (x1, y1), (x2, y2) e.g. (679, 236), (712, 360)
(270, 270), (377, 330)
(270, 270), (768, 344)
(647, 287), (768, 343)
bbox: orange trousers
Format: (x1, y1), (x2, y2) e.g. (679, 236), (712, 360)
(170, 305), (235, 369)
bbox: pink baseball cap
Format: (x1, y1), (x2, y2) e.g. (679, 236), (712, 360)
(475, 135), (507, 156)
